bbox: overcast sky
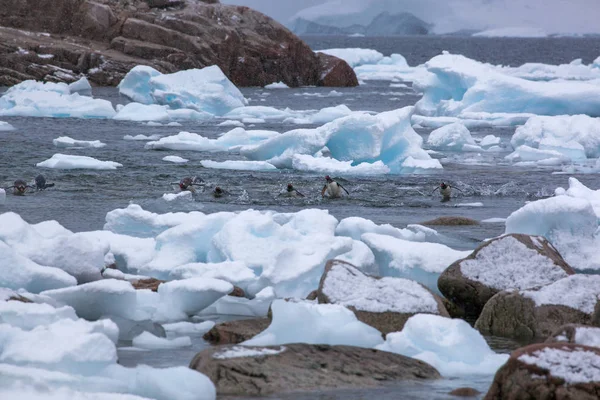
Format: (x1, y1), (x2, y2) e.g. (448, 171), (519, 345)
(221, 0), (322, 22)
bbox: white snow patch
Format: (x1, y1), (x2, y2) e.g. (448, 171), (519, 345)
(37, 154), (122, 170)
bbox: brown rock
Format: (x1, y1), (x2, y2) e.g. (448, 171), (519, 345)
(190, 343), (440, 396)
(317, 260), (449, 335)
(132, 277), (165, 292)
(484, 342), (600, 400)
(422, 216), (479, 226)
(203, 318), (270, 345)
(229, 286), (245, 298)
(438, 234), (574, 319)
(8, 294), (33, 303)
(592, 300), (600, 327)
(316, 53), (358, 87)
(546, 324), (600, 347)
(450, 387), (481, 397)
(475, 291), (592, 340)
(306, 290), (318, 301)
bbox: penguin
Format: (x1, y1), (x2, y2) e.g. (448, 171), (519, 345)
(34, 175), (55, 190)
(280, 183), (305, 198)
(6, 179), (31, 196)
(213, 186), (230, 198)
(321, 175), (349, 199)
(176, 176), (203, 193)
(431, 182), (462, 202)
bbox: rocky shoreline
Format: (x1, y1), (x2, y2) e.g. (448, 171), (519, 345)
(0, 0), (357, 87)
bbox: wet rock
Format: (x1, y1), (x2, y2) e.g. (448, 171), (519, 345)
(484, 342), (600, 400)
(422, 216), (479, 226)
(317, 260), (449, 335)
(132, 277), (165, 292)
(316, 53), (359, 87)
(438, 234), (573, 318)
(546, 324), (600, 347)
(306, 290), (318, 301)
(7, 294), (33, 303)
(190, 343), (440, 396)
(0, 0), (357, 87)
(450, 387), (481, 397)
(228, 286), (245, 298)
(203, 318), (270, 345)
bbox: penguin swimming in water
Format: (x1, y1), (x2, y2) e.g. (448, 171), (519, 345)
(431, 182), (462, 202)
(213, 186), (230, 198)
(34, 175), (55, 191)
(175, 176), (203, 193)
(6, 179), (32, 196)
(280, 183), (305, 198)
(321, 176), (349, 199)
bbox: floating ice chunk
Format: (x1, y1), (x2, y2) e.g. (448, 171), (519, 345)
(376, 314), (509, 376)
(213, 345), (286, 359)
(162, 155), (188, 163)
(479, 135), (501, 148)
(473, 27), (547, 37)
(426, 123), (481, 152)
(522, 275), (600, 313)
(218, 119), (245, 127)
(335, 217), (443, 243)
(361, 233), (469, 294)
(166, 108), (213, 121)
(241, 107), (440, 174)
(123, 134), (161, 141)
(68, 77), (92, 94)
(0, 121), (15, 131)
(482, 217), (507, 223)
(119, 65), (247, 115)
(156, 278), (233, 320)
(167, 121), (182, 126)
(132, 332), (191, 349)
(455, 202), (484, 207)
(198, 286), (274, 317)
(163, 321), (215, 335)
(505, 145), (570, 164)
(518, 346), (600, 384)
(162, 191), (193, 202)
(145, 128), (278, 152)
(412, 113), (534, 129)
(285, 105), (357, 125)
(200, 160), (277, 171)
(264, 81), (289, 89)
(113, 103), (170, 122)
(168, 261), (256, 290)
(400, 156), (443, 173)
(291, 154), (390, 175)
(53, 136), (106, 149)
(0, 384), (153, 400)
(0, 80), (115, 119)
(511, 115), (600, 159)
(415, 53), (600, 118)
(243, 300), (384, 348)
(37, 154), (122, 170)
(316, 48), (384, 68)
(0, 300), (77, 330)
(223, 106), (298, 122)
(0, 188), (5, 205)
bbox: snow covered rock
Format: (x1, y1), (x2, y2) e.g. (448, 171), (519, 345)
(118, 65), (247, 116)
(475, 275), (600, 340)
(376, 314), (509, 376)
(485, 343), (600, 400)
(53, 136), (106, 149)
(243, 299), (384, 348)
(316, 260), (449, 334)
(37, 154), (123, 170)
(190, 343), (439, 396)
(203, 318), (271, 345)
(546, 324), (600, 348)
(438, 234), (574, 318)
(426, 123), (481, 152)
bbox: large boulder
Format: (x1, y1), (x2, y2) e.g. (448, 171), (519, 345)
(438, 234), (574, 318)
(203, 318), (270, 345)
(475, 275), (600, 340)
(317, 260), (449, 335)
(484, 342), (600, 400)
(190, 343), (440, 396)
(0, 0), (357, 87)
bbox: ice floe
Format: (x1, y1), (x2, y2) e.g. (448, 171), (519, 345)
(426, 123), (481, 152)
(37, 154), (123, 170)
(145, 128), (279, 152)
(0, 80), (115, 119)
(124, 134), (162, 141)
(53, 136), (106, 149)
(291, 154), (390, 175)
(200, 160), (277, 171)
(162, 156), (188, 164)
(264, 81), (289, 89)
(132, 332), (191, 349)
(473, 27), (547, 38)
(114, 102), (212, 122)
(0, 121), (15, 131)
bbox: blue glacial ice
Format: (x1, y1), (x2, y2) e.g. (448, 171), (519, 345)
(426, 122), (482, 152)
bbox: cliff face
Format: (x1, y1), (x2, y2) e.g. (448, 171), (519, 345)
(0, 0), (357, 87)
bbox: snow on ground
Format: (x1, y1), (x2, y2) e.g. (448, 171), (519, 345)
(518, 346), (600, 384)
(316, 48), (384, 68)
(0, 80), (115, 119)
(53, 136), (106, 149)
(37, 154), (123, 170)
(521, 275), (600, 313)
(242, 300), (384, 348)
(574, 327), (600, 348)
(118, 65), (247, 116)
(213, 345), (286, 359)
(162, 156), (188, 164)
(377, 314), (509, 376)
(199, 160), (277, 171)
(0, 121), (15, 131)
(473, 27), (547, 38)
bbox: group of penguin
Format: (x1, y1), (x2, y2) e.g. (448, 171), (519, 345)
(4, 175), (54, 195)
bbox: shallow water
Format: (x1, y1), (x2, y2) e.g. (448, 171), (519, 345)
(2, 35), (600, 399)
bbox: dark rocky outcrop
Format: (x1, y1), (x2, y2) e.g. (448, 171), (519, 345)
(203, 318), (270, 345)
(421, 216), (480, 226)
(438, 234), (574, 319)
(484, 343), (600, 400)
(449, 387), (481, 397)
(0, 0), (357, 87)
(317, 260), (449, 335)
(131, 277), (165, 292)
(316, 53), (358, 87)
(190, 343), (440, 396)
(7, 294), (33, 303)
(228, 286), (245, 298)
(475, 291), (592, 340)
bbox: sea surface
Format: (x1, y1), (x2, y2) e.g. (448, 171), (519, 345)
(2, 35), (600, 399)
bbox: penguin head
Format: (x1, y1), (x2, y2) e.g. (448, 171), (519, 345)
(215, 187), (223, 194)
(440, 182), (447, 189)
(287, 183), (294, 192)
(325, 175), (333, 183)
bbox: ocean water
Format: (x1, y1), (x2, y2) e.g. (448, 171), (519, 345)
(1, 36), (600, 399)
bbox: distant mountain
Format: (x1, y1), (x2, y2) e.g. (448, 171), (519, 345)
(292, 11), (430, 36)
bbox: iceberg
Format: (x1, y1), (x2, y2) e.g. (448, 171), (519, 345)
(200, 160), (277, 171)
(37, 154), (123, 170)
(163, 321), (215, 335)
(0, 189), (5, 205)
(316, 48), (384, 68)
(131, 332), (191, 349)
(118, 65), (247, 116)
(240, 107), (442, 174)
(414, 53), (600, 118)
(426, 122), (481, 152)
(123, 134), (161, 141)
(243, 300), (384, 348)
(162, 192), (193, 202)
(53, 136), (106, 149)
(0, 121), (15, 131)
(162, 155), (188, 164)
(376, 314), (509, 376)
(145, 128), (279, 152)
(264, 81), (289, 89)
(291, 154), (390, 175)
(473, 27), (547, 38)
(0, 80), (115, 119)
(114, 103), (170, 122)
(68, 76), (92, 94)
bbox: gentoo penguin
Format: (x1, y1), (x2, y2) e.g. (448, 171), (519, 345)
(177, 176), (203, 193)
(213, 186), (229, 198)
(34, 175), (55, 190)
(321, 175), (349, 198)
(432, 182), (462, 202)
(8, 179), (30, 196)
(280, 183), (305, 198)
